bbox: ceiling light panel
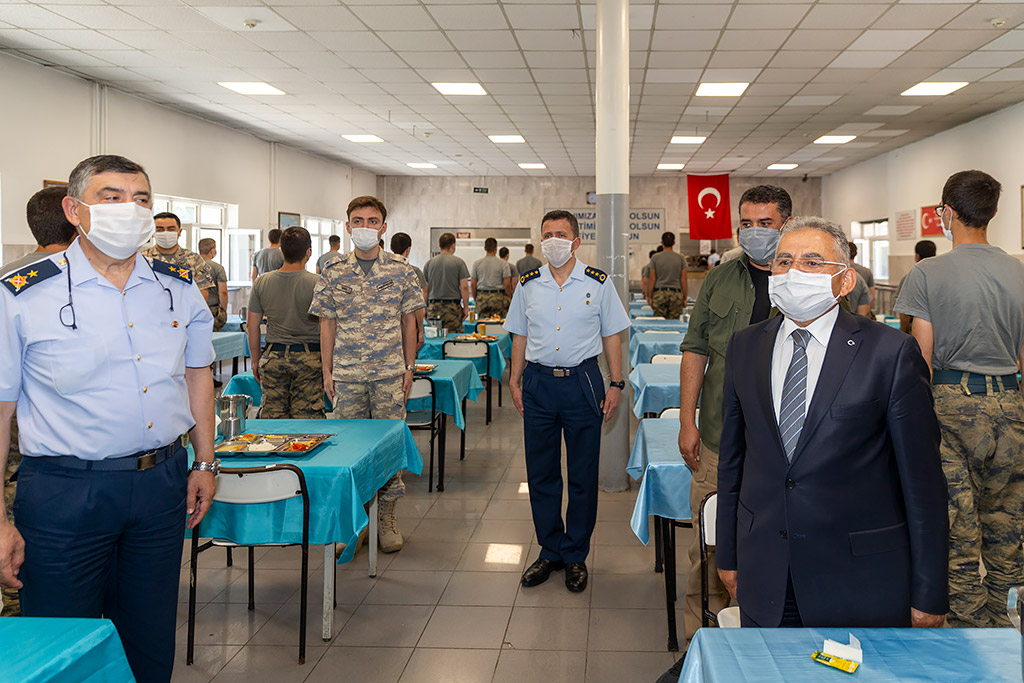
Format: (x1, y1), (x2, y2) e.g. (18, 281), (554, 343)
(342, 134), (383, 143)
(695, 82), (749, 97)
(767, 163), (799, 170)
(218, 82), (285, 95)
(518, 163), (546, 169)
(670, 136), (707, 145)
(657, 163), (685, 170)
(901, 82), (969, 96)
(814, 135), (857, 144)
(432, 82), (487, 96)
(407, 162), (437, 169)
(489, 135), (525, 144)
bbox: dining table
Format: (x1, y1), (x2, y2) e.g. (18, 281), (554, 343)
(629, 362), (683, 418)
(629, 331), (685, 366)
(1, 617), (135, 683)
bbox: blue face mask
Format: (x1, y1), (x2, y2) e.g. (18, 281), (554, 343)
(738, 226), (781, 265)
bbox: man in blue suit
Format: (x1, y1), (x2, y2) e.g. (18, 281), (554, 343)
(716, 217), (948, 628)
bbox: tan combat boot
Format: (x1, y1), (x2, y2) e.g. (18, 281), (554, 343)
(378, 499), (403, 553)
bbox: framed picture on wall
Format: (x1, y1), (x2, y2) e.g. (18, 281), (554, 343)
(278, 212), (300, 230)
(43, 180), (68, 189)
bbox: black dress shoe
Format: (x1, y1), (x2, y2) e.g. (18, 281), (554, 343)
(521, 558), (565, 587)
(565, 562), (588, 592)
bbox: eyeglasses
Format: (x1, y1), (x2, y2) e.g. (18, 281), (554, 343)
(934, 205), (944, 217)
(770, 257), (847, 274)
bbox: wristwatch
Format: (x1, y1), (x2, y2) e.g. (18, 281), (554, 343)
(609, 380), (625, 390)
(406, 364), (416, 371)
(190, 459), (221, 475)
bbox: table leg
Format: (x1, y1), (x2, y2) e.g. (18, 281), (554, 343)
(322, 545), (334, 641)
(654, 517), (664, 573)
(438, 415), (447, 493)
(368, 493), (378, 579)
(460, 398), (467, 460)
(663, 517), (679, 651)
(486, 376), (492, 424)
(232, 356), (239, 376)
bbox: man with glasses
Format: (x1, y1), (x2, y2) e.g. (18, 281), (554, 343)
(668, 185), (792, 672)
(0, 155), (217, 682)
(716, 216), (947, 629)
(896, 170), (1024, 628)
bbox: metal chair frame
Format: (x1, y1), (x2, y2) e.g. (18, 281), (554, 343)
(407, 376), (445, 492)
(443, 339), (493, 425)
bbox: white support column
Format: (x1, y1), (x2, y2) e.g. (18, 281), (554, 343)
(595, 0), (630, 492)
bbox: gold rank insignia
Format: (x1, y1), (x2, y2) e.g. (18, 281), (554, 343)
(520, 268), (541, 285)
(584, 266), (607, 283)
(149, 258), (193, 284)
(2, 259), (60, 296)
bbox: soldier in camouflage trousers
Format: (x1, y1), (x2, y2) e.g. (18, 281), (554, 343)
(2, 416), (20, 616)
(476, 291), (509, 319)
(428, 300), (464, 335)
(652, 288), (685, 319)
(934, 379), (1024, 628)
(258, 348), (323, 420)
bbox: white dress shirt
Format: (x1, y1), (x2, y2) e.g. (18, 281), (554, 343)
(771, 305), (840, 424)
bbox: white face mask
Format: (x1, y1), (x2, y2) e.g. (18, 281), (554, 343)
(154, 231), (179, 249)
(79, 201), (155, 260)
(542, 237), (574, 268)
(939, 206), (953, 242)
(350, 227), (380, 251)
(768, 267), (847, 323)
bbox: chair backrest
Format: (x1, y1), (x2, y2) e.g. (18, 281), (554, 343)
(717, 606), (741, 628)
(659, 407), (680, 419)
(645, 330), (680, 335)
(634, 316), (666, 321)
(701, 492), (718, 546)
(408, 376), (433, 400)
(651, 354), (682, 365)
(481, 323), (507, 336)
(215, 464), (306, 505)
(443, 340), (488, 359)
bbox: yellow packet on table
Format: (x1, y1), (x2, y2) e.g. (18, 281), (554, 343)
(811, 650), (860, 674)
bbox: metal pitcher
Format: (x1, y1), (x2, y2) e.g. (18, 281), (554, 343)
(216, 394), (252, 440)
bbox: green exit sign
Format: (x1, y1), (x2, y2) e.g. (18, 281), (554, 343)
(473, 187), (488, 194)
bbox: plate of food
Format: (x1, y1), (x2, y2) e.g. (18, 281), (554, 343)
(214, 433), (332, 457)
(453, 332), (498, 342)
(413, 363), (438, 375)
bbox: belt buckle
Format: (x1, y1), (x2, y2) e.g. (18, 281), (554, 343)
(553, 368), (567, 378)
(137, 451), (158, 471)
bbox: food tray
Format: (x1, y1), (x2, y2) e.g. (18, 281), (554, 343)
(214, 433), (332, 457)
(413, 363), (437, 375)
(453, 334), (497, 342)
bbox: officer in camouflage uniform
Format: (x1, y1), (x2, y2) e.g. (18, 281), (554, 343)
(199, 238), (228, 332)
(310, 196), (424, 553)
(423, 232), (470, 334)
(1, 421), (18, 616)
(471, 237), (512, 318)
(648, 232), (687, 319)
(247, 227), (323, 419)
(143, 212), (214, 302)
(896, 170), (1024, 628)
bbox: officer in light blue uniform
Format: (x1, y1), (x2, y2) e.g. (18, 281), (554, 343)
(0, 155), (217, 683)
(506, 209), (630, 593)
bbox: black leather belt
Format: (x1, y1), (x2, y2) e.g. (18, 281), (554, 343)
(430, 299), (461, 304)
(266, 342), (320, 353)
(528, 357), (598, 378)
(478, 289), (503, 292)
(932, 369), (1019, 394)
(33, 435), (189, 471)
(653, 287), (681, 292)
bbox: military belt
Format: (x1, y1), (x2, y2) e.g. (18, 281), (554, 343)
(430, 299), (461, 303)
(528, 356), (598, 378)
(31, 435), (189, 472)
(653, 287), (682, 292)
(265, 342), (320, 353)
(932, 369), (1019, 394)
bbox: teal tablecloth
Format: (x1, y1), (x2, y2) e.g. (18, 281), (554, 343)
(409, 359), (484, 431)
(211, 331), (247, 363)
(222, 314), (244, 332)
(631, 319), (688, 337)
(1, 618), (134, 683)
(629, 331), (686, 366)
(419, 334), (510, 379)
(194, 418), (422, 564)
(679, 627), (1021, 682)
(629, 302), (654, 317)
(628, 417), (693, 543)
(629, 363), (681, 417)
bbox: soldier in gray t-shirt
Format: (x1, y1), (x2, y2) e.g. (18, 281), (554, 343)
(848, 274), (871, 316)
(894, 169), (1024, 630)
(516, 245), (542, 275)
(648, 233), (688, 319)
(471, 238), (512, 318)
(424, 233), (471, 333)
(499, 247), (519, 292)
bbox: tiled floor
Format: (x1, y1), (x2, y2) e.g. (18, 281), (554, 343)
(175, 389), (689, 682)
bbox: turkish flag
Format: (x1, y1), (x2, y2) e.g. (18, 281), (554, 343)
(920, 204), (943, 236)
(687, 174), (732, 240)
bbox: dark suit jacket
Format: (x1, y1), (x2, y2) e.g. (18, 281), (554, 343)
(716, 308), (948, 627)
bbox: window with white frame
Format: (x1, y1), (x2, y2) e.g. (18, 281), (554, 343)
(302, 216), (345, 274)
(154, 194), (247, 283)
(850, 219), (889, 282)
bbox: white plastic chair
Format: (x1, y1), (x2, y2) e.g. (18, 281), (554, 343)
(651, 354), (682, 365)
(634, 316), (666, 321)
(699, 492), (740, 628)
(407, 377), (444, 492)
(444, 339), (493, 425)
(187, 464), (315, 665)
(645, 330), (680, 335)
(717, 606), (742, 628)
(659, 407), (680, 419)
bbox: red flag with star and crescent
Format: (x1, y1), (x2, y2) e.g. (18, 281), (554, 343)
(686, 174), (732, 240)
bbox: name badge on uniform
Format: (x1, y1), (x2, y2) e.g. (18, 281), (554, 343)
(376, 279), (396, 292)
(339, 284), (353, 294)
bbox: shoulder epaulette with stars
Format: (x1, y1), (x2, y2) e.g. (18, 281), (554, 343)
(584, 266), (608, 284)
(148, 258), (193, 284)
(1, 259), (60, 296)
(519, 268), (541, 285)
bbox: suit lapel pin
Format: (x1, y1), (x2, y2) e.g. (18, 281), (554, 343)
(847, 339), (855, 346)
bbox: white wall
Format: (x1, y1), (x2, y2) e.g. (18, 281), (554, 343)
(0, 52), (376, 254)
(823, 99), (1024, 277)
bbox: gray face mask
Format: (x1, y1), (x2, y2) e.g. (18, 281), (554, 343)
(738, 226), (781, 265)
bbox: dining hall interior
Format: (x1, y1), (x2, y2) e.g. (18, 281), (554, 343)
(2, 0), (1024, 681)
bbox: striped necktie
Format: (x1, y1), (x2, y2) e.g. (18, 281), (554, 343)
(779, 328), (811, 462)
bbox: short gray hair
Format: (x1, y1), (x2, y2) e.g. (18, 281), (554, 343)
(779, 216), (850, 265)
(67, 155), (150, 200)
